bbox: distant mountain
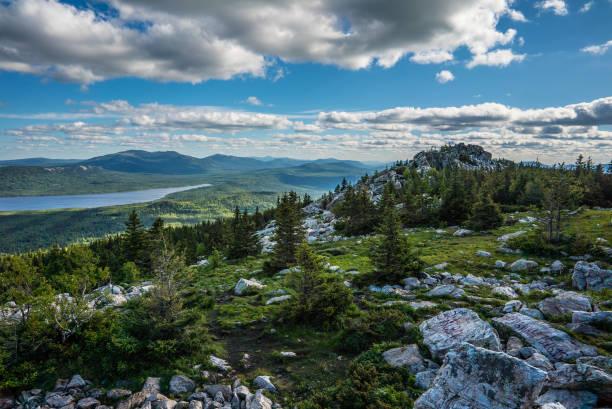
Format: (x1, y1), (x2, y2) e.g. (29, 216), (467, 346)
(77, 150), (376, 174)
(80, 150), (207, 174)
(0, 158), (81, 167)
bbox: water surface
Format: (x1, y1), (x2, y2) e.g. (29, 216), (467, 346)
(0, 184), (211, 211)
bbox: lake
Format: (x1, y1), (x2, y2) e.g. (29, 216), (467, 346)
(0, 184), (211, 211)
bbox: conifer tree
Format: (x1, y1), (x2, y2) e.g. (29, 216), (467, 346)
(264, 191), (305, 273)
(468, 191), (503, 231)
(282, 243), (353, 328)
(124, 209), (145, 266)
(369, 189), (422, 284)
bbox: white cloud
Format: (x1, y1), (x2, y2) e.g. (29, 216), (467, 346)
(467, 49), (526, 68)
(581, 40), (612, 55)
(435, 70), (455, 83)
(536, 0), (569, 15)
(579, 1), (594, 12)
(243, 96), (263, 106)
(0, 0), (528, 85)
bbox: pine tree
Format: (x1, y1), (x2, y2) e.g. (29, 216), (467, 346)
(468, 191), (503, 231)
(264, 191), (305, 273)
(368, 191), (422, 284)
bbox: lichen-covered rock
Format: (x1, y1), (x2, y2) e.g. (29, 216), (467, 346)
(209, 355), (231, 372)
(493, 313), (598, 361)
(492, 286), (519, 299)
(253, 376), (277, 394)
(107, 389), (132, 400)
(247, 389), (272, 409)
(382, 345), (426, 373)
(169, 375), (195, 395)
(572, 261), (612, 291)
(413, 343), (547, 409)
(537, 292), (591, 317)
(572, 310), (612, 325)
(419, 308), (501, 359)
(76, 397), (100, 409)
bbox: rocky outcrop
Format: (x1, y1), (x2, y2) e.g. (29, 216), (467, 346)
(414, 343), (547, 409)
(493, 313), (598, 361)
(410, 143), (502, 171)
(537, 292), (591, 317)
(382, 345), (426, 373)
(419, 308), (501, 359)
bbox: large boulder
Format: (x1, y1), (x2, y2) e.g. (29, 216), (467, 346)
(536, 389), (597, 409)
(169, 375), (195, 395)
(492, 313), (597, 361)
(419, 308), (501, 359)
(413, 343), (547, 409)
(382, 345), (426, 373)
(572, 311), (612, 325)
(537, 292), (591, 317)
(572, 261), (612, 291)
(253, 376), (277, 394)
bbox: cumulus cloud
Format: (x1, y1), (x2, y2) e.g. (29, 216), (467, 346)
(0, 0), (527, 85)
(467, 49), (526, 68)
(581, 40), (612, 55)
(243, 96), (263, 106)
(536, 0), (568, 15)
(435, 70), (455, 83)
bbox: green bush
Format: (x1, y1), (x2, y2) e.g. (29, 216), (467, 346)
(334, 309), (408, 353)
(508, 230), (557, 257)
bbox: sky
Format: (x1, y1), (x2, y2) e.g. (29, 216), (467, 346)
(0, 0), (611, 164)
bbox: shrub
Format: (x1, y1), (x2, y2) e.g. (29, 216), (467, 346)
(334, 309), (408, 353)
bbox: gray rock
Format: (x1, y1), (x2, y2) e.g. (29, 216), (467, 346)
(519, 307), (544, 320)
(169, 375), (195, 395)
(189, 401), (203, 409)
(551, 260), (565, 272)
(46, 393), (75, 408)
(508, 258), (538, 271)
(247, 390), (272, 409)
(107, 389), (132, 400)
(537, 292), (591, 317)
(526, 352), (554, 372)
(76, 397), (99, 409)
(505, 336), (523, 357)
(536, 389), (597, 409)
(497, 231), (527, 242)
(419, 308), (501, 359)
(426, 285), (465, 299)
(157, 399), (177, 409)
(461, 274), (485, 286)
(415, 370), (438, 390)
(572, 261), (612, 291)
(476, 250), (491, 258)
(566, 323), (603, 337)
(143, 377), (161, 393)
(265, 295), (291, 305)
(403, 277), (420, 290)
(494, 260), (506, 269)
(234, 279), (265, 295)
(572, 310), (612, 325)
(503, 300), (523, 313)
(492, 286), (519, 299)
(203, 386), (232, 402)
(210, 355), (231, 372)
(413, 343), (547, 409)
(546, 361), (612, 401)
(67, 375), (87, 390)
(409, 301), (437, 310)
(493, 313), (597, 361)
(253, 376), (276, 394)
(382, 345), (426, 373)
(453, 229), (472, 237)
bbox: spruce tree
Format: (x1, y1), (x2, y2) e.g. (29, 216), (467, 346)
(468, 191), (503, 231)
(368, 190), (422, 284)
(264, 191), (305, 273)
(124, 210), (145, 266)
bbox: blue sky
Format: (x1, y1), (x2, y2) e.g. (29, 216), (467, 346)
(0, 0), (611, 163)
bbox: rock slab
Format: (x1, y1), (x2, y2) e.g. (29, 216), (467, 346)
(493, 313), (597, 361)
